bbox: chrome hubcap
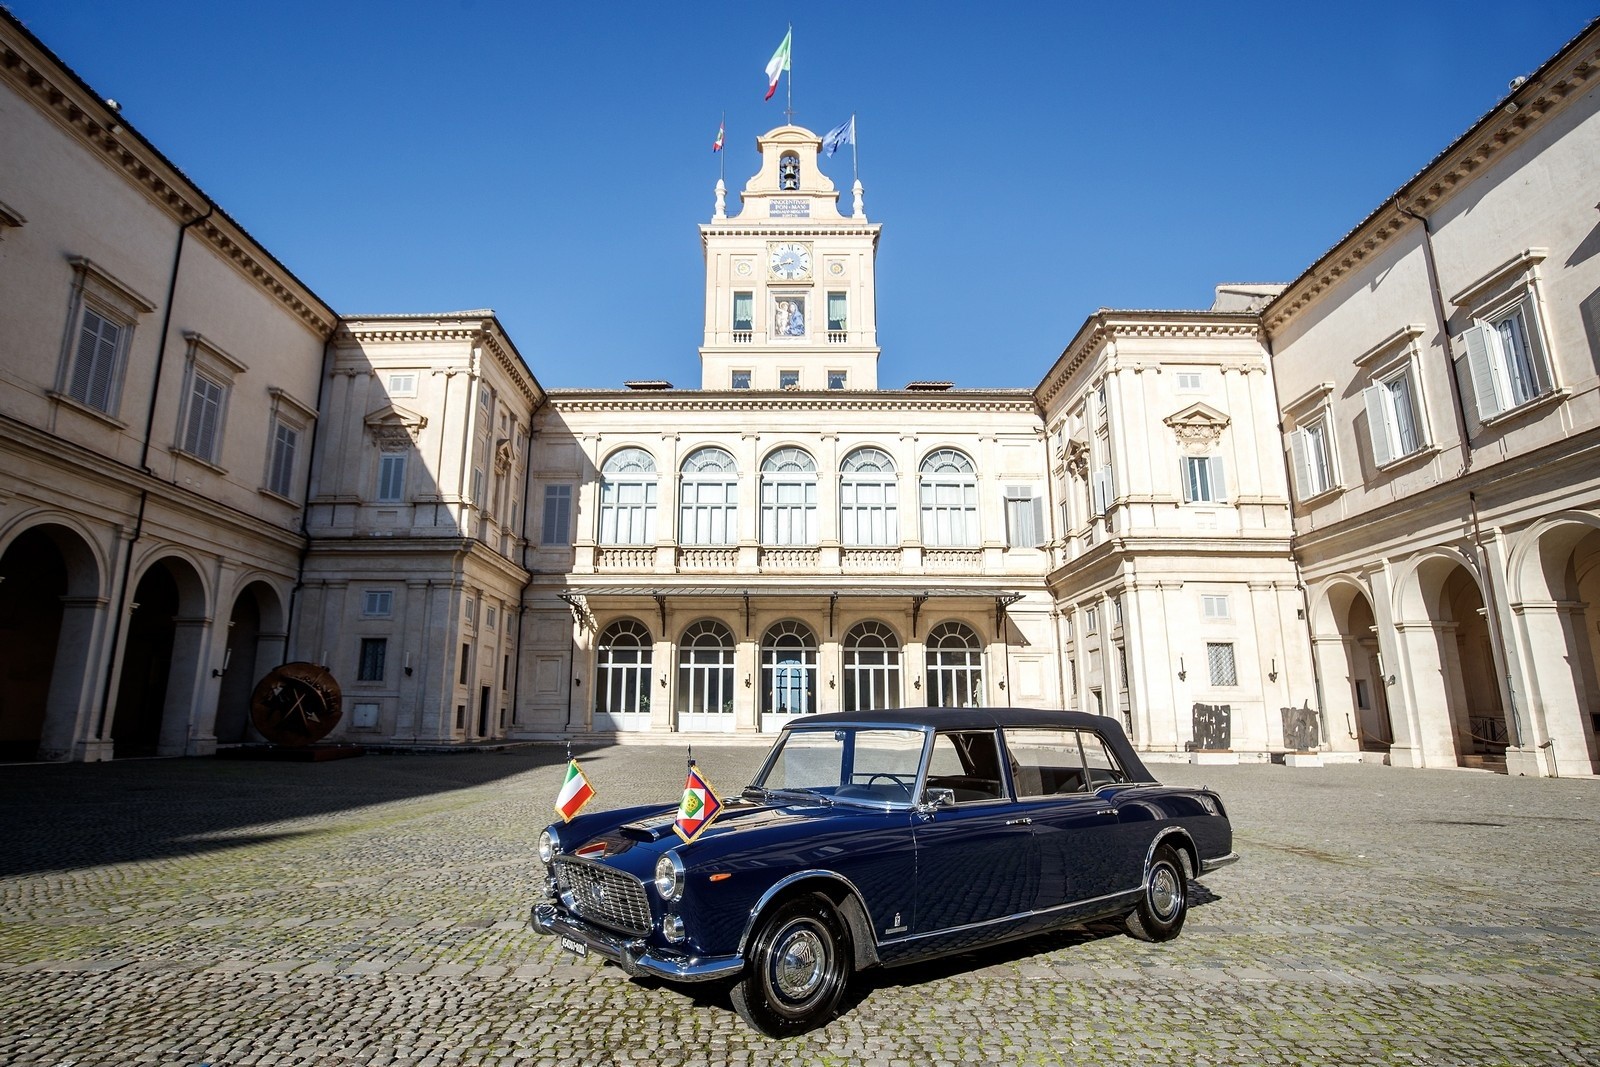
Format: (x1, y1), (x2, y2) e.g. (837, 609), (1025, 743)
(1150, 865), (1180, 920)
(773, 923), (826, 1001)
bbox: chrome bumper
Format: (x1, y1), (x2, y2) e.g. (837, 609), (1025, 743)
(1200, 851), (1241, 874)
(530, 903), (743, 983)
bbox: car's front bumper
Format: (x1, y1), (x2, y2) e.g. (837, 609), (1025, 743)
(530, 902), (743, 983)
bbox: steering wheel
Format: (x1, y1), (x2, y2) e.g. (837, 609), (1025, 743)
(865, 773), (913, 797)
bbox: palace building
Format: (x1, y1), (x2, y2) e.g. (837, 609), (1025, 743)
(2, 10), (1596, 774)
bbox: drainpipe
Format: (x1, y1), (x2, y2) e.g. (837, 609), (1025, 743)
(1396, 202), (1474, 474)
(96, 202), (212, 747)
(283, 325), (339, 663)
(510, 392), (548, 732)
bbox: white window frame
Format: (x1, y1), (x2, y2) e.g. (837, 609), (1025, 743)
(362, 590), (394, 617)
(1180, 455), (1226, 504)
(1091, 464), (1114, 517)
(919, 449), (979, 547)
(842, 621), (902, 712)
(541, 484), (573, 545)
(387, 372), (418, 397)
(840, 447), (898, 547)
(1202, 594), (1230, 620)
(925, 621), (983, 708)
(1288, 416), (1337, 502)
(679, 447), (738, 546)
(377, 453), (407, 502)
(1363, 354), (1429, 468)
(175, 333), (247, 468)
(1004, 485), (1044, 548)
(1451, 249), (1559, 425)
(599, 447), (659, 546)
(55, 257), (156, 419)
(761, 621), (818, 721)
(760, 447), (819, 545)
(595, 619), (654, 725)
(1176, 371), (1202, 392)
(731, 369), (752, 389)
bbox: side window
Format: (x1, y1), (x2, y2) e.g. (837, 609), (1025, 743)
(924, 730), (1003, 802)
(1080, 731), (1130, 786)
(1004, 728), (1088, 797)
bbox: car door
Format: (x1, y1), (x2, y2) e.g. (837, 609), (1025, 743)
(912, 730), (1037, 938)
(1004, 727), (1125, 909)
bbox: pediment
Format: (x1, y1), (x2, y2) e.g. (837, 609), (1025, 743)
(1163, 402), (1230, 454)
(364, 402), (428, 449)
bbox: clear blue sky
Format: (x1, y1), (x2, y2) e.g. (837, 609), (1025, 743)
(9, 1), (1595, 389)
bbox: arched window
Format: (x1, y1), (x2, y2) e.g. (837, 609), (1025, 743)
(599, 447), (657, 545)
(840, 447), (898, 546)
(843, 621), (901, 711)
(925, 621), (983, 708)
(679, 447), (737, 545)
(779, 152), (800, 190)
(761, 621), (817, 723)
(677, 620), (735, 727)
(919, 448), (978, 547)
(594, 619), (653, 727)
(760, 447), (818, 545)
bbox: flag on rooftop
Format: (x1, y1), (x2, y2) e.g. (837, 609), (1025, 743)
(822, 115), (855, 156)
(673, 761), (723, 843)
(764, 28), (791, 101)
(554, 758), (596, 822)
(713, 118), (725, 152)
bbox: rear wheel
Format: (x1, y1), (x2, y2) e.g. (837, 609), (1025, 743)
(731, 895), (851, 1036)
(1125, 843), (1188, 942)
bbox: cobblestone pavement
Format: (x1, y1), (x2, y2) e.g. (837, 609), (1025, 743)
(0, 745), (1596, 1067)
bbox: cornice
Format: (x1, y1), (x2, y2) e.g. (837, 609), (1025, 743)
(1034, 312), (1263, 410)
(336, 315), (543, 406)
(0, 26), (335, 338)
(546, 390), (1040, 416)
(1264, 24), (1599, 335)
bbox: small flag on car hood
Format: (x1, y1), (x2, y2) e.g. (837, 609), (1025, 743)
(555, 758), (596, 822)
(673, 762), (723, 843)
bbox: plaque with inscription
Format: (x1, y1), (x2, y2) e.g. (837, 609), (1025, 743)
(770, 199), (810, 218)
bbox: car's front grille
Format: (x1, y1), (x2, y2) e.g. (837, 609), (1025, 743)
(553, 858), (653, 936)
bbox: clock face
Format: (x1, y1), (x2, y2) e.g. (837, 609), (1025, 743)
(769, 242), (811, 280)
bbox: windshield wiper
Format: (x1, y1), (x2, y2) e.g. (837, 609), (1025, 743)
(767, 787), (834, 807)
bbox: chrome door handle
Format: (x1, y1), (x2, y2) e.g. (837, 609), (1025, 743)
(1095, 808), (1119, 816)
(1006, 817), (1032, 826)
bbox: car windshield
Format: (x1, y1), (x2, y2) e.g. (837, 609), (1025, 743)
(751, 726), (928, 808)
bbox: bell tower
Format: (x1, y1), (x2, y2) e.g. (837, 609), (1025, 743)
(698, 125), (881, 391)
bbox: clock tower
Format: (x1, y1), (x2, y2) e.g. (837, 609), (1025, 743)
(699, 125), (881, 390)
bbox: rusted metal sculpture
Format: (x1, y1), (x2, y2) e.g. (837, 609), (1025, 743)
(250, 661), (342, 747)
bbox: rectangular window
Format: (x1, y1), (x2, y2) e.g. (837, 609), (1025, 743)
(1084, 607), (1099, 634)
(478, 384), (491, 409)
(1004, 486), (1044, 548)
(1462, 300), (1554, 419)
(387, 373), (417, 396)
(1202, 594), (1230, 619)
(472, 465), (486, 504)
(1289, 418), (1335, 501)
(68, 307), (125, 413)
(827, 291), (847, 341)
(486, 606), (496, 629)
(779, 370), (799, 389)
(541, 484), (573, 545)
(731, 370), (751, 389)
(1206, 642), (1238, 686)
(377, 454), (406, 502)
(358, 638), (387, 682)
(1091, 465), (1114, 516)
(465, 596), (476, 621)
(733, 291), (754, 332)
(1364, 364), (1426, 466)
(267, 420), (299, 498)
(1181, 455), (1226, 503)
(181, 371), (225, 461)
(362, 590), (393, 617)
(1176, 372), (1202, 391)
(459, 643), (471, 684)
(828, 370), (847, 390)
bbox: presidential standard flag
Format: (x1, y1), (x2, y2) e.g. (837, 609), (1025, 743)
(713, 119), (725, 152)
(764, 28), (791, 101)
(673, 761), (723, 843)
(822, 116), (855, 156)
(554, 758), (596, 822)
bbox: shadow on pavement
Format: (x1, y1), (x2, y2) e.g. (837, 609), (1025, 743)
(0, 745), (571, 878)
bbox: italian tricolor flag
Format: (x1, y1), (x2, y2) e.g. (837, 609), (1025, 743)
(554, 758), (596, 822)
(764, 29), (791, 101)
(673, 763), (723, 843)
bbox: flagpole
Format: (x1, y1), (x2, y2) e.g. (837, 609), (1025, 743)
(719, 110), (725, 183)
(786, 23), (794, 124)
(852, 113), (859, 183)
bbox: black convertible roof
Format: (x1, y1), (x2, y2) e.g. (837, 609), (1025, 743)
(783, 706), (1155, 783)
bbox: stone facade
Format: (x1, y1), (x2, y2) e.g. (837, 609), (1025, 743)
(2, 9), (1596, 774)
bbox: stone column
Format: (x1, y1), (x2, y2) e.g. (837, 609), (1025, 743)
(39, 594), (110, 762)
(1514, 600), (1598, 777)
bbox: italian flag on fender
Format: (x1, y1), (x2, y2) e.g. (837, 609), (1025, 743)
(554, 758), (596, 822)
(674, 760), (723, 843)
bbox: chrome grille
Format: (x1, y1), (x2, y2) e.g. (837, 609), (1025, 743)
(553, 858), (652, 936)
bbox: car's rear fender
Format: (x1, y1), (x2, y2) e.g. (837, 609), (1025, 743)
(737, 870), (882, 972)
(1145, 825), (1198, 882)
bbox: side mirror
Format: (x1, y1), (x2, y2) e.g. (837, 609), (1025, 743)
(920, 787), (956, 812)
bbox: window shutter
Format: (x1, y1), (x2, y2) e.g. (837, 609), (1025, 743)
(1092, 466), (1112, 515)
(1209, 456), (1227, 501)
(1363, 384), (1394, 467)
(1289, 428), (1312, 499)
(1180, 458), (1194, 503)
(1031, 496), (1044, 545)
(1461, 324), (1505, 420)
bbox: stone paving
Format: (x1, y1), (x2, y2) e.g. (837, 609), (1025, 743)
(0, 744), (1596, 1066)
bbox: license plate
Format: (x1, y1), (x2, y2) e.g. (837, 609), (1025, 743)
(559, 935), (588, 958)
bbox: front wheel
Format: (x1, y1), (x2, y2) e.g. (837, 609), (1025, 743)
(1125, 843), (1188, 942)
(731, 895), (852, 1036)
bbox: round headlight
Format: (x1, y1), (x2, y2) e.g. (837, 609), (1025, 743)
(538, 829), (557, 864)
(654, 851), (685, 900)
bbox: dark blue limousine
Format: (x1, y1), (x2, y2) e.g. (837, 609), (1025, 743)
(531, 707), (1237, 1036)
